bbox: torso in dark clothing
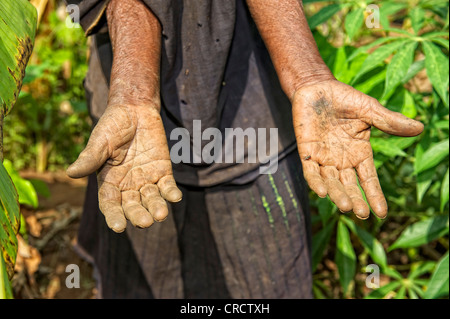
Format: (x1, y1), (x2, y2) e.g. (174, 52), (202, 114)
(71, 0), (297, 186)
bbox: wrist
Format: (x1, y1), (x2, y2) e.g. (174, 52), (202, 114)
(285, 67), (336, 102)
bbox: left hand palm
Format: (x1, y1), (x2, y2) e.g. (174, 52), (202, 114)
(293, 80), (424, 219)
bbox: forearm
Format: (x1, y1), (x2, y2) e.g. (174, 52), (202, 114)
(106, 0), (161, 109)
(246, 0), (334, 101)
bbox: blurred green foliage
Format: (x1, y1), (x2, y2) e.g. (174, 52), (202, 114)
(305, 0), (449, 299)
(3, 5), (90, 172)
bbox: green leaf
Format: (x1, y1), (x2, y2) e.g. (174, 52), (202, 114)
(389, 214), (450, 251)
(424, 252), (449, 299)
(410, 7), (426, 34)
(335, 219), (356, 295)
(414, 139), (449, 174)
(401, 90), (417, 118)
(354, 69), (386, 94)
(351, 39), (410, 84)
(347, 37), (400, 62)
(0, 161), (20, 280)
(408, 261), (437, 279)
(422, 41), (450, 106)
(370, 137), (407, 158)
(441, 169), (449, 212)
(380, 2), (408, 28)
(429, 38), (449, 50)
(312, 218), (336, 272)
(341, 216), (387, 269)
(0, 0), (37, 115)
(383, 41), (418, 98)
(3, 160), (38, 208)
(308, 4), (343, 29)
(345, 7), (365, 41)
(365, 281), (402, 299)
(401, 59), (426, 85)
(0, 254), (13, 299)
(416, 168), (436, 204)
(394, 285), (406, 299)
(317, 197), (337, 225)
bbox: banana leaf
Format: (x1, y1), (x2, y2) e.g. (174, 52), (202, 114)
(0, 0), (37, 299)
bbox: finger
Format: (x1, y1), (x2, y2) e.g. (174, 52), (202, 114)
(356, 157), (388, 219)
(141, 184), (169, 222)
(302, 160), (327, 198)
(369, 101), (424, 137)
(98, 182), (127, 233)
(340, 168), (370, 220)
(157, 175), (183, 203)
(320, 166), (353, 213)
(66, 125), (111, 179)
(121, 190), (154, 228)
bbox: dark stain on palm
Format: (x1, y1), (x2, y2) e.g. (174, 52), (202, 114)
(312, 96), (330, 115)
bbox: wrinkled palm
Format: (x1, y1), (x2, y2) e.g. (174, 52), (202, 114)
(67, 104), (182, 233)
(293, 80), (424, 219)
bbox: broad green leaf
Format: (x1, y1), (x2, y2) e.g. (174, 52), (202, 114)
(401, 59), (426, 85)
(0, 0), (37, 115)
(333, 46), (366, 84)
(347, 37), (399, 62)
(409, 7), (426, 34)
(352, 39), (410, 84)
(441, 169), (449, 212)
(341, 216), (387, 268)
(380, 2), (408, 29)
(414, 139), (449, 174)
(422, 41), (450, 106)
(317, 197), (336, 225)
(0, 253), (13, 299)
(429, 38), (449, 50)
(401, 90), (417, 118)
(370, 137), (407, 158)
(332, 46), (348, 80)
(335, 219), (356, 295)
(308, 4), (343, 29)
(416, 168), (436, 204)
(0, 161), (20, 279)
(312, 218), (336, 272)
(395, 285), (407, 299)
(424, 252), (449, 299)
(345, 7), (364, 41)
(365, 281), (402, 299)
(3, 160), (38, 208)
(389, 214), (449, 251)
(408, 261), (437, 279)
(355, 69), (386, 94)
(383, 42), (418, 98)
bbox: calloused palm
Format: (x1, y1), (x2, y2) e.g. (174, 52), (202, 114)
(293, 80), (424, 219)
(67, 104), (182, 233)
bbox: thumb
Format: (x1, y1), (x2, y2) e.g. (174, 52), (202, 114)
(66, 130), (111, 178)
(370, 101), (424, 137)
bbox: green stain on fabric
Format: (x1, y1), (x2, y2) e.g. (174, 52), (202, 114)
(261, 195), (274, 226)
(268, 174), (290, 231)
(281, 171), (301, 223)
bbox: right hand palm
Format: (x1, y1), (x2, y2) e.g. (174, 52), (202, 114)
(67, 104), (182, 233)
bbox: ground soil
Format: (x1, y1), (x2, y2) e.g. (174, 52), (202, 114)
(12, 171), (96, 299)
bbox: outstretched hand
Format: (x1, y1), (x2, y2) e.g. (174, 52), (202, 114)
(67, 104), (182, 233)
(293, 80), (424, 219)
